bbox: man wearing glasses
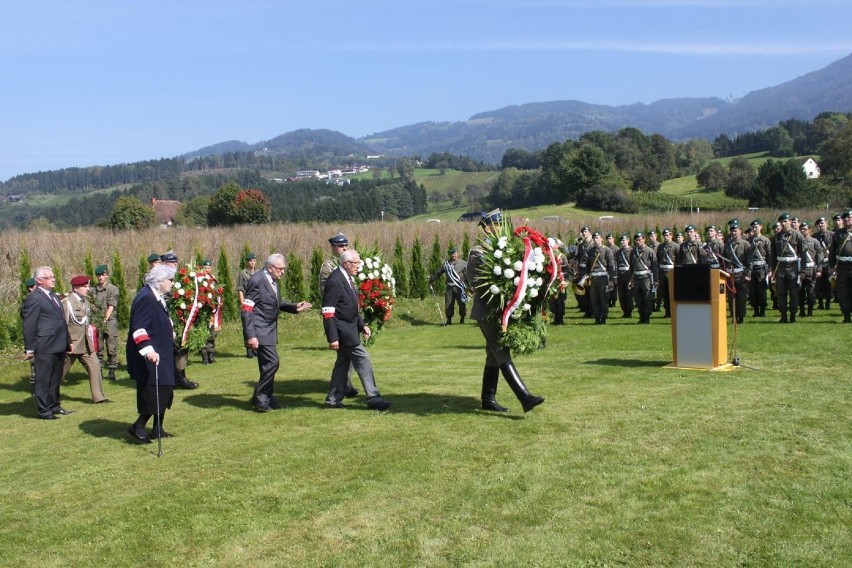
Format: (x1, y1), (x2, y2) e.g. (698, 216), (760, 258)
(321, 249), (392, 410)
(242, 253), (312, 412)
(22, 266), (73, 420)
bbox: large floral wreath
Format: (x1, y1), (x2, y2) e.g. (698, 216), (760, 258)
(355, 252), (396, 346)
(474, 219), (563, 354)
(168, 264), (224, 352)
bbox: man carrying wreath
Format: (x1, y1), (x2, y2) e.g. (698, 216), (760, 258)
(467, 209), (545, 413)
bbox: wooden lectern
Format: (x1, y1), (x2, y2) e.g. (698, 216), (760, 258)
(669, 265), (728, 370)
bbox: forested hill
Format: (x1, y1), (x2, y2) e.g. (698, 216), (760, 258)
(363, 53), (852, 163)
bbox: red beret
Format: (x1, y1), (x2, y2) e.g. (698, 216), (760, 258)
(71, 275), (90, 287)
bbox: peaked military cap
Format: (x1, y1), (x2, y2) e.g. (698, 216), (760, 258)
(479, 209), (503, 227)
(94, 264), (109, 275)
(160, 252), (178, 263)
(591, 231), (601, 238)
(619, 233), (629, 241)
(329, 233), (349, 246)
(728, 218), (740, 229)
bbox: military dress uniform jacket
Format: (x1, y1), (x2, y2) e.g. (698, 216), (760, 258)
(23, 288), (71, 355)
(467, 247), (492, 322)
(616, 246), (632, 280)
(724, 237), (753, 280)
(801, 236), (824, 276)
(430, 258), (468, 289)
(829, 228), (852, 267)
(630, 245), (658, 286)
(126, 285), (175, 387)
(63, 292), (96, 354)
(657, 241), (678, 274)
(241, 269), (299, 346)
(676, 240), (710, 266)
(236, 268), (256, 297)
(749, 235), (771, 275)
(91, 282), (119, 322)
(770, 230), (808, 273)
(321, 266), (365, 348)
(586, 246), (617, 280)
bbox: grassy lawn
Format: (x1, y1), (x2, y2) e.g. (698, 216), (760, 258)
(1, 296), (849, 566)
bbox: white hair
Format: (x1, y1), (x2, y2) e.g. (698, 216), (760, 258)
(145, 264), (175, 287)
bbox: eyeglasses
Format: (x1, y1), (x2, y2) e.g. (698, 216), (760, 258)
(344, 260), (362, 266)
(271, 265), (286, 271)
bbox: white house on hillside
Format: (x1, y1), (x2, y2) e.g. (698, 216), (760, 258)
(799, 157), (821, 179)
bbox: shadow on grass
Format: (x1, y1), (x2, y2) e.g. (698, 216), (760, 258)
(583, 358), (672, 368)
(397, 313), (434, 326)
(0, 398), (38, 419)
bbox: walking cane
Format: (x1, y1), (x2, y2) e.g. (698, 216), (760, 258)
(154, 362), (162, 458)
(429, 284), (445, 325)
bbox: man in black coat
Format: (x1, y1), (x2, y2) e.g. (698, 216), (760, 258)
(242, 253), (312, 412)
(22, 266), (73, 420)
(126, 264), (177, 443)
(321, 249), (391, 410)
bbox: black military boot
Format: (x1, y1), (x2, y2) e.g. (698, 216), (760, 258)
(499, 362), (544, 413)
(790, 312), (796, 323)
(798, 306), (806, 318)
(818, 300), (824, 310)
(779, 312), (788, 323)
(807, 305), (813, 317)
(481, 367), (508, 412)
(443, 318), (452, 326)
(108, 368), (116, 381)
(459, 316), (465, 324)
(208, 349), (216, 364)
(175, 369), (198, 389)
(843, 313), (851, 323)
(201, 350), (210, 365)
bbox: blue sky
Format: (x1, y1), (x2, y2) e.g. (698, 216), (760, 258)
(2, 0), (851, 181)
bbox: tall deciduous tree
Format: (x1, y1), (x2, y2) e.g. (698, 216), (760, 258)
(696, 162), (728, 193)
(725, 157), (756, 200)
(109, 196), (155, 230)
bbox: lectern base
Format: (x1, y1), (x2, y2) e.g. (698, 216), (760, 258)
(663, 362), (738, 372)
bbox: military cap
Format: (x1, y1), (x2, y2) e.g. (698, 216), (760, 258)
(800, 222), (810, 230)
(201, 258), (211, 266)
(94, 264), (109, 275)
(591, 231), (601, 238)
(605, 232), (613, 239)
(147, 253), (161, 263)
(634, 231), (644, 239)
(160, 252), (178, 263)
(329, 233), (349, 246)
(479, 209), (503, 227)
(675, 231), (683, 238)
(728, 219), (740, 229)
(448, 246), (458, 254)
(662, 228), (672, 235)
(684, 224), (696, 231)
(246, 252), (257, 260)
(751, 219), (762, 226)
(580, 226), (590, 232)
(24, 277), (36, 288)
(833, 213), (842, 220)
(70, 275), (90, 287)
(706, 225), (717, 233)
(791, 216), (799, 222)
(842, 211), (851, 220)
(778, 212), (791, 221)
(815, 217), (826, 224)
(619, 233), (629, 241)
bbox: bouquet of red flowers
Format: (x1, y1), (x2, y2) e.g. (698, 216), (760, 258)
(474, 219), (563, 354)
(355, 252), (395, 346)
(168, 264), (224, 352)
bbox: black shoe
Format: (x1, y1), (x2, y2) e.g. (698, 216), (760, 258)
(39, 414), (58, 420)
(268, 398), (284, 410)
(459, 318), (465, 324)
(107, 368), (116, 381)
(127, 425), (151, 444)
(253, 404), (271, 413)
(844, 314), (852, 323)
(367, 399), (392, 411)
(344, 388), (360, 398)
(790, 314), (796, 323)
(176, 376), (198, 389)
(325, 402), (346, 409)
(151, 429), (173, 438)
(54, 407), (74, 415)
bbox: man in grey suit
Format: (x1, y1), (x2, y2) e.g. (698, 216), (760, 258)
(242, 253), (312, 412)
(22, 266), (73, 419)
(321, 249), (391, 410)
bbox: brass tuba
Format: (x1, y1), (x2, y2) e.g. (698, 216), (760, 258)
(572, 275), (587, 296)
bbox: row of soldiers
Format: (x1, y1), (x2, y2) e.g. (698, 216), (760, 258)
(567, 210), (852, 325)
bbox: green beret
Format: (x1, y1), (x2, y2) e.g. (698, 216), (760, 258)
(634, 231), (644, 240)
(448, 247), (458, 254)
(246, 252), (257, 260)
(201, 258), (211, 266)
(751, 219), (762, 227)
(25, 277), (36, 288)
(94, 264), (108, 275)
(147, 253), (161, 263)
(684, 224), (696, 231)
(778, 212), (790, 221)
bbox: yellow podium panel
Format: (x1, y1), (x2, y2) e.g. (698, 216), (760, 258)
(669, 266), (727, 370)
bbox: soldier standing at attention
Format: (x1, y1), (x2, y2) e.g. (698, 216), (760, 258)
(237, 252), (258, 358)
(769, 212), (808, 323)
(812, 217), (833, 310)
(615, 234), (633, 319)
(198, 258), (220, 364)
(703, 225), (723, 268)
(575, 226), (594, 318)
(585, 231), (616, 325)
(647, 230), (661, 311)
(747, 220), (770, 317)
(657, 229), (678, 318)
(630, 232), (657, 324)
(319, 234), (359, 398)
(676, 225), (702, 266)
(724, 219), (753, 324)
(429, 246), (468, 325)
(829, 210), (852, 323)
(798, 222), (823, 318)
(91, 264), (119, 381)
(605, 233), (618, 307)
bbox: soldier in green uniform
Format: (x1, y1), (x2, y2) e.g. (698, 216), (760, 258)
(769, 213), (808, 323)
(237, 252), (258, 358)
(90, 264), (119, 381)
(676, 225), (710, 266)
(647, 230), (661, 311)
(575, 226), (594, 318)
(468, 209), (544, 413)
(582, 231), (616, 325)
(798, 222), (824, 318)
(829, 210), (852, 323)
(319, 234), (358, 398)
(630, 231), (657, 324)
(724, 219), (753, 323)
(703, 225), (723, 268)
(657, 228), (678, 318)
(747, 219), (770, 317)
(198, 258), (219, 364)
(429, 246), (468, 325)
(606, 233), (618, 307)
(812, 217), (833, 310)
(615, 234), (633, 318)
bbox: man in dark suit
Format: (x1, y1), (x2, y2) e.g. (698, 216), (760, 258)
(126, 265), (177, 443)
(321, 249), (391, 410)
(242, 253), (312, 412)
(22, 266), (73, 420)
